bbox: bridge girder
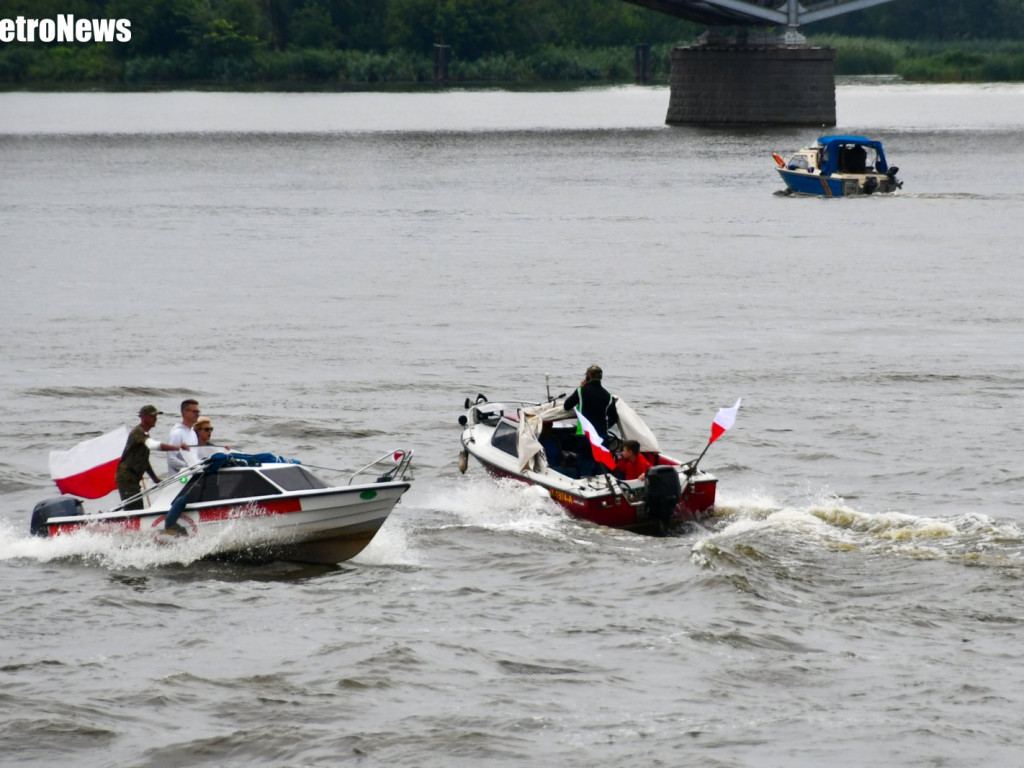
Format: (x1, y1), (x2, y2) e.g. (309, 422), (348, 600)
(621, 0), (898, 27)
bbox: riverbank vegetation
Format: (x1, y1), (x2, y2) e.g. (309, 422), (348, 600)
(824, 36), (1024, 81)
(2, 0), (1024, 88)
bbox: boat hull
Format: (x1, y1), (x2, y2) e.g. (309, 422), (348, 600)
(777, 168), (898, 197)
(474, 454), (714, 534)
(38, 482), (410, 565)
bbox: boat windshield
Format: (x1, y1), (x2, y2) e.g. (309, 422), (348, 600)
(788, 154), (811, 170)
(265, 465), (329, 491)
(184, 469), (282, 503)
(491, 420), (519, 457)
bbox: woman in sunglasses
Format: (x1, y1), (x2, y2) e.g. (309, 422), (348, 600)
(194, 417), (230, 458)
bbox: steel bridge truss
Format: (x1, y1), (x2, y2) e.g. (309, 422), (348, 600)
(620, 0), (898, 29)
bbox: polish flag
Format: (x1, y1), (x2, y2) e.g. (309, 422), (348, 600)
(710, 398), (742, 444)
(574, 408), (616, 471)
(49, 426), (129, 498)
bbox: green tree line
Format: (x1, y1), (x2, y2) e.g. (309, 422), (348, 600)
(2, 0), (1024, 86)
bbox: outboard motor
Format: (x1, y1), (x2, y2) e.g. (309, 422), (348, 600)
(30, 496), (84, 537)
(645, 465), (682, 536)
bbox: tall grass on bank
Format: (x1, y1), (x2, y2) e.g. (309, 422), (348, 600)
(0, 44), (123, 83)
(897, 48), (1024, 82)
(0, 43), (671, 87)
(4, 38), (1024, 87)
(812, 34), (1024, 82)
(811, 35), (906, 76)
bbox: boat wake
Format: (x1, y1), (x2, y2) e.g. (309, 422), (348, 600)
(695, 489), (1024, 571)
(0, 515), (413, 571)
(349, 514), (419, 568)
(897, 191), (1024, 202)
(0, 518), (232, 569)
(426, 476), (568, 538)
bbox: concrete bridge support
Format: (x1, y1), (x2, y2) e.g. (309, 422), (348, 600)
(666, 45), (836, 126)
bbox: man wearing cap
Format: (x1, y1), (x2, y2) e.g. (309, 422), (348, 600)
(115, 405), (189, 511)
(167, 398), (201, 474)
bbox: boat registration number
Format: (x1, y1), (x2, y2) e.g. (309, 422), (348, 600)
(550, 489), (583, 506)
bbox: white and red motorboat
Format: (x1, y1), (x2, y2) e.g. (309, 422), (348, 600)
(30, 449), (414, 564)
(458, 388), (738, 535)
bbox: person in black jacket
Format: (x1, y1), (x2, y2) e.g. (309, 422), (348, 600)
(564, 365), (618, 476)
(564, 365), (618, 437)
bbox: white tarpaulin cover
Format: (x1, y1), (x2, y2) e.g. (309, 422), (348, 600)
(614, 399), (661, 454)
(516, 402), (565, 473)
(515, 397), (661, 473)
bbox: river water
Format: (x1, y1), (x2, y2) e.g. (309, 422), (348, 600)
(1, 82), (1023, 767)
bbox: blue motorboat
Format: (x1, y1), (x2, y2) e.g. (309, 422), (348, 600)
(774, 135), (902, 197)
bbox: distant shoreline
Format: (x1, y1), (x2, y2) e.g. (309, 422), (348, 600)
(3, 37), (1024, 91)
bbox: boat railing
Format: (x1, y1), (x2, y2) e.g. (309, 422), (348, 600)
(470, 400), (545, 424)
(347, 448), (415, 485)
(108, 459), (207, 512)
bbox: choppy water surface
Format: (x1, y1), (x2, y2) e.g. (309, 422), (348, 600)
(2, 84), (1023, 767)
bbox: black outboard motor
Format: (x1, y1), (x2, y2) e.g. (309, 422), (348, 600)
(645, 465), (682, 536)
(30, 496), (84, 537)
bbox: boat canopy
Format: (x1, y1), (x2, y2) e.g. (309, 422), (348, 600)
(816, 135), (889, 176)
(514, 398), (662, 473)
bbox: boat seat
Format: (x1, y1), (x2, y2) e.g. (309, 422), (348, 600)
(545, 451), (580, 479)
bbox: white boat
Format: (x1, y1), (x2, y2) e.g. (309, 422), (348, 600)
(30, 450), (414, 564)
(458, 392), (722, 536)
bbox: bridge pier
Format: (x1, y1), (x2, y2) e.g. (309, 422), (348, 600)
(666, 44), (836, 126)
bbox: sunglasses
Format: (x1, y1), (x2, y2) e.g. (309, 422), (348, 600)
(198, 427), (213, 432)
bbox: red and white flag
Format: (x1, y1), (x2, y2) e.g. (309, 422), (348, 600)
(709, 398), (741, 444)
(48, 425), (129, 498)
(574, 408), (616, 471)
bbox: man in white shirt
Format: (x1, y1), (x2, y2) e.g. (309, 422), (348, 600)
(167, 398), (200, 473)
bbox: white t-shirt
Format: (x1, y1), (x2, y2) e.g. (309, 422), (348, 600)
(167, 423), (198, 473)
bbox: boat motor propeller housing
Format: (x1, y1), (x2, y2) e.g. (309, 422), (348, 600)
(645, 465), (681, 535)
(30, 496), (84, 537)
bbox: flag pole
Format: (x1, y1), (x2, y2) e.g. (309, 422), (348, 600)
(689, 398), (741, 473)
(690, 439), (713, 472)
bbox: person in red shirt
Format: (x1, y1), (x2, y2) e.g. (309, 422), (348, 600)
(615, 439), (651, 481)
